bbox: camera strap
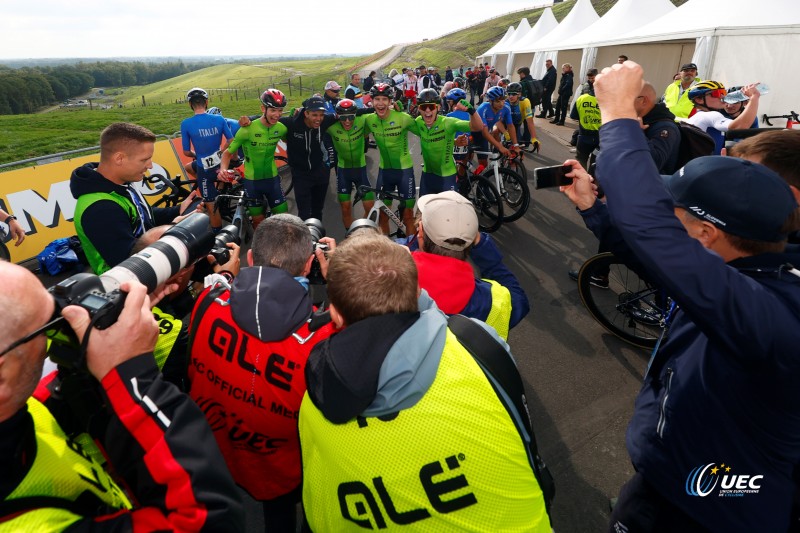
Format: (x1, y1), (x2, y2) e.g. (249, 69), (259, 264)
(188, 286), (227, 352)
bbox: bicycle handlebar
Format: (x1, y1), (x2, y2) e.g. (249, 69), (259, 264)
(468, 146), (503, 161)
(215, 193), (262, 207)
(761, 111), (799, 126)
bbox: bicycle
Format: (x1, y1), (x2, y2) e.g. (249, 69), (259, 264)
(454, 157), (504, 233)
(214, 188), (262, 247)
(576, 252), (677, 350)
(353, 185), (408, 239)
(470, 147), (530, 222)
(500, 143), (528, 181)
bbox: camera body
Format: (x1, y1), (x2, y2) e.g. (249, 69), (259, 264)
(208, 225), (241, 265)
(305, 218), (327, 285)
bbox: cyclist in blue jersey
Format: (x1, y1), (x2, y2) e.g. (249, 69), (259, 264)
(180, 88), (233, 231)
(475, 86), (515, 165)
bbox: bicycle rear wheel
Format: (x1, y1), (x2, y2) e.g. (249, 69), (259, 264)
(275, 155), (293, 195)
(577, 252), (663, 349)
(467, 176), (503, 233)
(485, 167), (530, 222)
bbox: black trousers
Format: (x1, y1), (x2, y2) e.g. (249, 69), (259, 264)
(292, 166), (330, 221)
(554, 94), (570, 122)
(609, 472), (710, 533)
(540, 89), (554, 116)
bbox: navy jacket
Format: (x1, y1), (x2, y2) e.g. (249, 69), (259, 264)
(596, 119), (800, 532)
(641, 102), (680, 174)
(541, 66), (557, 92)
(557, 71), (573, 97)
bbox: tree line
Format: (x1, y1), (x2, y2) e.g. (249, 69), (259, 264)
(0, 60), (213, 115)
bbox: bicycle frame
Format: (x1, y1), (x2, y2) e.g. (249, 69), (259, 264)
(354, 185), (406, 237)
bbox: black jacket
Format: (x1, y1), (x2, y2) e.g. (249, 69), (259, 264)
(641, 102), (681, 174)
(558, 71), (573, 97)
(541, 65), (557, 92)
(280, 113), (338, 171)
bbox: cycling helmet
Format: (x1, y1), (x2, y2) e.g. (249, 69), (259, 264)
(370, 82), (394, 100)
(507, 82), (523, 95)
(445, 88), (467, 102)
(260, 88), (287, 108)
(417, 88), (440, 105)
(186, 87), (208, 101)
(452, 77), (466, 88)
(335, 98), (357, 116)
(486, 86), (506, 101)
(687, 80), (726, 100)
(207, 106), (222, 115)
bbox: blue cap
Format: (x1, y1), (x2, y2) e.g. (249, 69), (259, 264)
(663, 156), (798, 242)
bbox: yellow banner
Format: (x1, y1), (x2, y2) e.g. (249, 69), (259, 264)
(0, 140), (184, 264)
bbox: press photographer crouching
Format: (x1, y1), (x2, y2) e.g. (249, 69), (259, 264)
(187, 213), (335, 532)
(0, 213), (244, 530)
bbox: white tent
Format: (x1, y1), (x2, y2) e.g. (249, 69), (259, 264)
(588, 0), (800, 120)
(528, 0), (600, 79)
(507, 8), (559, 78)
(491, 18), (532, 74)
(478, 26), (516, 65)
(554, 0), (676, 84)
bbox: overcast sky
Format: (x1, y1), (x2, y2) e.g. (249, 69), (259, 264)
(0, 1), (546, 60)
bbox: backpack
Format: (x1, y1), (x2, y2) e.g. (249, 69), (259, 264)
(448, 314), (555, 516)
(676, 122), (715, 168)
(526, 79), (544, 107)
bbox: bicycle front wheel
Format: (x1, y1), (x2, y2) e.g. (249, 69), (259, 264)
(502, 155), (528, 181)
(467, 176), (503, 233)
(217, 183), (243, 223)
(485, 167), (530, 222)
(577, 252), (663, 350)
(275, 155), (293, 195)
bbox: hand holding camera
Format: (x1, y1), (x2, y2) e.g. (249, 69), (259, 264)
(61, 280), (159, 381)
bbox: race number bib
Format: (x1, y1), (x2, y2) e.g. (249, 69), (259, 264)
(453, 144), (469, 155)
(200, 150), (223, 170)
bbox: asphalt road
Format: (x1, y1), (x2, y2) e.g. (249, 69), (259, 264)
(270, 120), (649, 532)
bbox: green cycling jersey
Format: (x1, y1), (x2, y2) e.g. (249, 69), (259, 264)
(228, 119), (288, 180)
(415, 115), (472, 176)
(363, 110), (419, 170)
(327, 117), (368, 169)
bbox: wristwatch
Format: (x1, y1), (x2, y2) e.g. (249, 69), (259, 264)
(4, 215), (16, 223)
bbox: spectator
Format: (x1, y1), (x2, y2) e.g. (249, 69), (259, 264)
(516, 66), (543, 109)
(363, 71), (376, 92)
(0, 264), (244, 530)
(634, 81), (681, 174)
(551, 63), (573, 126)
(188, 214), (334, 533)
(687, 81), (762, 154)
(568, 69), (600, 168)
(345, 73), (365, 108)
(0, 208), (24, 247)
(537, 59), (557, 118)
(617, 55), (628, 64)
(321, 80), (342, 114)
(476, 65), (489, 104)
(722, 85), (759, 128)
(417, 65), (435, 93)
(482, 68), (502, 99)
(299, 233), (550, 532)
(661, 62), (700, 119)
(445, 65), (453, 82)
(71, 123), (197, 274)
(575, 60), (800, 533)
(431, 67), (442, 87)
(411, 190), (529, 339)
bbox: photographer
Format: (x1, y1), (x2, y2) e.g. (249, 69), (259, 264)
(187, 213), (335, 532)
(0, 262), (243, 531)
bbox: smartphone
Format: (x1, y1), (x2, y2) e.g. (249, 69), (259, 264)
(534, 165), (573, 189)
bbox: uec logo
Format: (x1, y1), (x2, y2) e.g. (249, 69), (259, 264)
(686, 463), (763, 497)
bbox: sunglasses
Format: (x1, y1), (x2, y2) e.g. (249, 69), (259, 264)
(507, 92), (520, 97)
(339, 115), (355, 122)
(708, 89), (727, 98)
(419, 104), (438, 111)
(0, 315), (66, 357)
(329, 89), (340, 93)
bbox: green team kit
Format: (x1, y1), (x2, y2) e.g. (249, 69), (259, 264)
(228, 120), (287, 180)
(415, 115), (472, 177)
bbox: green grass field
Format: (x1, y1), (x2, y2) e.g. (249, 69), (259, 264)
(0, 0), (687, 168)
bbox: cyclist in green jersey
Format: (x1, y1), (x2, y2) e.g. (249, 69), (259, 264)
(362, 82), (420, 235)
(218, 89), (289, 227)
(327, 99), (375, 229)
(415, 88), (484, 196)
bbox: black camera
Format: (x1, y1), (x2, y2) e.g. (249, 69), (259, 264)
(209, 225), (240, 265)
(305, 218), (327, 286)
(47, 213), (216, 369)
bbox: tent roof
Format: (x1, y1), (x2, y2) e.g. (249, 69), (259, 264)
(590, 0), (800, 47)
(480, 25), (516, 57)
(552, 0), (676, 51)
(519, 0), (599, 52)
(509, 8), (559, 52)
(495, 18), (532, 53)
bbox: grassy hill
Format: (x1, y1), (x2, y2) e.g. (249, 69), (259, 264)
(0, 0), (688, 167)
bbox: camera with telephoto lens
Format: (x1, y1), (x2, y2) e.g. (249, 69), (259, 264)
(305, 218), (327, 285)
(46, 213), (216, 369)
(208, 224), (241, 265)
